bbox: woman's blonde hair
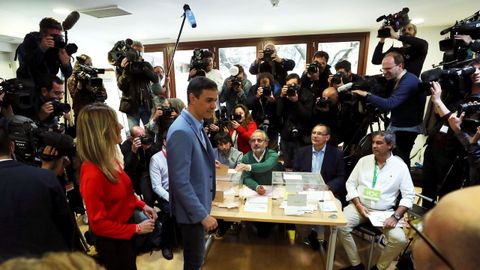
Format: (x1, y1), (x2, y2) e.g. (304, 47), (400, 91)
(76, 103), (121, 183)
(0, 252), (104, 270)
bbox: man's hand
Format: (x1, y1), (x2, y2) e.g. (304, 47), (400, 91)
(455, 34), (473, 45)
(470, 127), (480, 144)
(383, 216), (398, 229)
(430, 81), (443, 104)
(209, 123), (220, 132)
(256, 87), (264, 99)
(39, 101), (54, 121)
(58, 48), (70, 65)
(256, 185), (266, 195)
(201, 215), (218, 232)
(41, 146), (70, 176)
(226, 79), (233, 89)
(352, 90), (368, 97)
(448, 112), (464, 134)
(280, 85), (288, 98)
(189, 68), (197, 77)
(256, 50), (264, 62)
(355, 202), (369, 218)
(235, 163), (250, 172)
(386, 26), (400, 40)
(215, 160), (221, 168)
(40, 35), (55, 51)
(121, 58), (130, 68)
(131, 137), (142, 154)
(142, 205), (158, 220)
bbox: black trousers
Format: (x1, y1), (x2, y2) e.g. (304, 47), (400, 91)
(179, 223), (205, 270)
(158, 199), (175, 248)
(95, 236), (137, 270)
(394, 131), (418, 167)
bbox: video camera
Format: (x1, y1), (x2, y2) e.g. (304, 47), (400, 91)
(439, 11), (480, 67)
(8, 115), (75, 165)
(376, 7), (410, 38)
(108, 38), (145, 73)
(190, 48), (210, 77)
(457, 98), (480, 135)
(0, 78), (36, 115)
(51, 34), (78, 56)
(74, 63), (106, 102)
(419, 65), (477, 95)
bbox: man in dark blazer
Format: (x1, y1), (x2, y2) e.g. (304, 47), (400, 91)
(167, 77), (218, 270)
(0, 118), (74, 263)
(293, 123), (347, 204)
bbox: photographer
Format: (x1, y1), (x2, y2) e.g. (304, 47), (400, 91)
(372, 23), (428, 77)
(301, 51), (332, 99)
(430, 60), (480, 186)
(120, 126), (159, 202)
(353, 52), (426, 166)
(116, 41), (159, 130)
(16, 17), (72, 87)
(249, 43), (295, 87)
(35, 75), (72, 130)
(313, 87), (340, 142)
(246, 72), (279, 150)
(67, 54), (107, 118)
(226, 104), (257, 154)
(455, 34), (480, 53)
(331, 60), (362, 89)
(188, 49), (223, 90)
(277, 73), (314, 169)
(144, 97), (178, 143)
(219, 65), (252, 116)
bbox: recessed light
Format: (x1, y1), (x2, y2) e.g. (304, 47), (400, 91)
(53, 8), (71, 15)
(411, 18), (425, 25)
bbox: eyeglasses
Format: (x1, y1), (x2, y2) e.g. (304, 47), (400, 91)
(250, 138), (265, 143)
(380, 64), (398, 73)
(407, 218), (454, 269)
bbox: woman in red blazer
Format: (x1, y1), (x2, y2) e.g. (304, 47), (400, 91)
(227, 104), (257, 154)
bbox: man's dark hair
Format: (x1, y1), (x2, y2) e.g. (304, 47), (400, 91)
(313, 51), (329, 62)
(38, 75), (63, 94)
(285, 73), (300, 83)
(214, 132), (232, 145)
(385, 52), (405, 66)
(469, 59), (480, 67)
(187, 77), (218, 104)
(234, 64), (244, 75)
(39, 17), (62, 33)
(203, 50), (214, 59)
(335, 60), (352, 73)
(0, 118), (11, 155)
(257, 72), (275, 86)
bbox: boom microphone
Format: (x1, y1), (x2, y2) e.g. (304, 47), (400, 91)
(62, 11), (80, 31)
(183, 4), (197, 28)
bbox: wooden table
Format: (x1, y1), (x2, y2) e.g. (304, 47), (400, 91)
(209, 185), (346, 270)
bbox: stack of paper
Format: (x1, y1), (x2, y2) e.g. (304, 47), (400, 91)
(368, 211), (404, 227)
(244, 196), (268, 213)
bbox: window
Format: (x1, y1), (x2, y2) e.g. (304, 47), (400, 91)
(318, 41), (360, 74)
(173, 50), (196, 103)
(218, 46), (256, 85)
(275, 43), (307, 78)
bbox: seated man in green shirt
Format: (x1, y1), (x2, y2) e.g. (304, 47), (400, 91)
(236, 129), (279, 195)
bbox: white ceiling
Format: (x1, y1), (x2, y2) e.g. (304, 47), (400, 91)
(0, 0), (477, 45)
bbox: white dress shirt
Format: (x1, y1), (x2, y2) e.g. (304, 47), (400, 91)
(149, 149), (169, 201)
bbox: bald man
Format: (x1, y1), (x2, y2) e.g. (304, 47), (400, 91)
(412, 186), (480, 270)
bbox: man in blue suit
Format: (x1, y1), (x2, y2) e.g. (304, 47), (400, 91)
(293, 124), (347, 203)
(167, 77), (218, 270)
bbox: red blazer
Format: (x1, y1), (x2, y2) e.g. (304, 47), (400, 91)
(229, 121), (257, 154)
(80, 160), (145, 240)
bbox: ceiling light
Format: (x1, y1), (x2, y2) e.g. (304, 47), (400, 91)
(53, 8), (71, 15)
(411, 18), (425, 25)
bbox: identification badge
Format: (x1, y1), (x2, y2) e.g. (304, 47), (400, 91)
(363, 188), (381, 202)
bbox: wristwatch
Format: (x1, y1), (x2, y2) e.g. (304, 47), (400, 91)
(392, 213), (402, 221)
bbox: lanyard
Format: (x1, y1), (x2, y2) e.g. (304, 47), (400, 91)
(372, 160), (378, 189)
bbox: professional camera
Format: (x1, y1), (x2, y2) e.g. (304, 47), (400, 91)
(331, 72), (350, 85)
(231, 76), (242, 88)
(307, 61), (321, 75)
(50, 100), (71, 117)
(263, 48), (274, 62)
(108, 39), (141, 67)
(0, 78), (36, 115)
(230, 113), (242, 122)
(190, 48), (210, 77)
(439, 10), (480, 66)
(376, 7), (410, 38)
(419, 65), (477, 95)
(158, 106), (172, 118)
(315, 97), (333, 111)
(258, 117), (270, 133)
(457, 99), (480, 134)
(139, 135), (154, 145)
(74, 63), (106, 102)
(289, 125), (299, 138)
(286, 83), (300, 97)
(262, 86), (272, 97)
(51, 34), (78, 56)
(8, 115), (75, 165)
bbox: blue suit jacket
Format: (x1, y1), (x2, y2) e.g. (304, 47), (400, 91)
(167, 110), (216, 224)
(293, 144), (347, 205)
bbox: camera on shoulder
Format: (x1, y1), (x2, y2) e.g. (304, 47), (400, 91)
(376, 7), (410, 38)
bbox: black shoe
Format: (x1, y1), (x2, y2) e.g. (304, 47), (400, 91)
(307, 231), (320, 251)
(162, 247), (173, 260)
(340, 264), (365, 270)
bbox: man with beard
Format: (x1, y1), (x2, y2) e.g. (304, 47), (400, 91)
(213, 132), (243, 169)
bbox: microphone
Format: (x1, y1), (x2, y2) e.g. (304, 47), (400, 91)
(183, 4), (197, 28)
(440, 26), (453, 35)
(62, 11), (80, 31)
(337, 82), (353, 93)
